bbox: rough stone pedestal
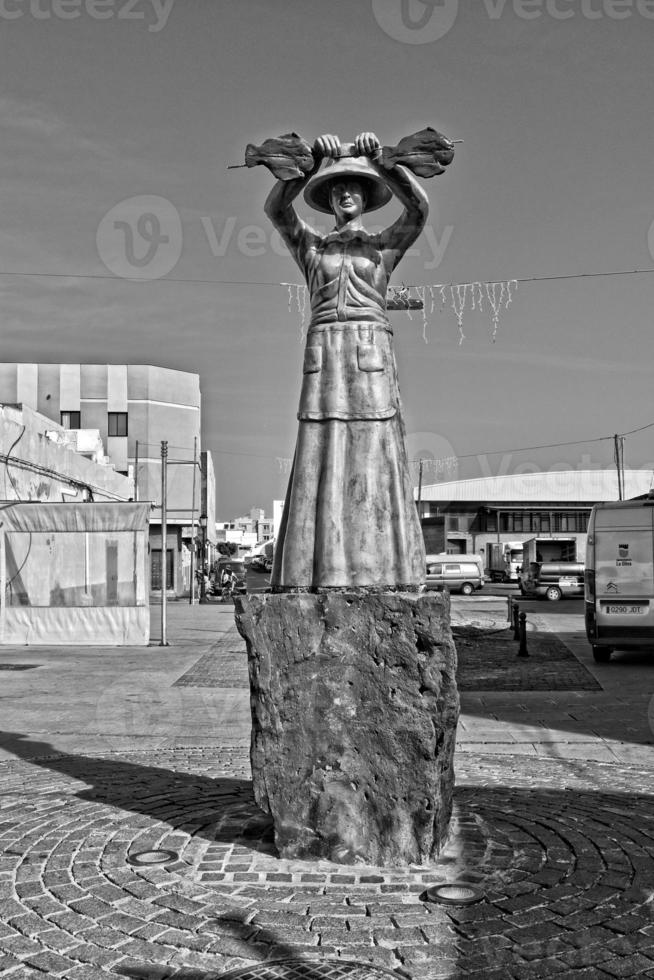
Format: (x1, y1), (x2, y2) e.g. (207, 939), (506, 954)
(234, 591), (459, 866)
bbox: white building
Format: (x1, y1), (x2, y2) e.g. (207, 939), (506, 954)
(0, 364), (216, 596)
(0, 403), (133, 503)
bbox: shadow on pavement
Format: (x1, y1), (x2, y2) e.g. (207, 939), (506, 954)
(115, 947), (350, 980)
(0, 730), (274, 853)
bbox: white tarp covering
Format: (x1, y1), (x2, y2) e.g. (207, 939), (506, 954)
(0, 502), (150, 645)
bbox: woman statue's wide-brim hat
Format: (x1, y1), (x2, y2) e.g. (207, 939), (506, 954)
(303, 156), (393, 214)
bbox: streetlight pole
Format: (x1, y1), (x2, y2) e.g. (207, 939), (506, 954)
(189, 436), (198, 604)
(199, 514), (208, 603)
(160, 440), (169, 646)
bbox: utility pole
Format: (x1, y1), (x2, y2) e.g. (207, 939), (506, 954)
(160, 440), (169, 646)
(189, 436), (198, 605)
(416, 458), (424, 520)
(614, 434), (625, 500)
(199, 514), (208, 603)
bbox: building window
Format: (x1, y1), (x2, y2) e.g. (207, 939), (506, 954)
(553, 510), (589, 533)
(108, 412), (128, 437)
(151, 549), (174, 590)
(60, 411), (81, 429)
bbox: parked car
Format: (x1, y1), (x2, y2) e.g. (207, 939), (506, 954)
(520, 561), (585, 601)
(424, 555), (485, 596)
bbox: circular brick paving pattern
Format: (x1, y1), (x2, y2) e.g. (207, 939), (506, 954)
(0, 748), (653, 978)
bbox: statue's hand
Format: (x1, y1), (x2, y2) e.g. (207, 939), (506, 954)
(314, 134), (342, 160)
(354, 132), (382, 160)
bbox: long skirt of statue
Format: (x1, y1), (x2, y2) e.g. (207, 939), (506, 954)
(271, 325), (425, 590)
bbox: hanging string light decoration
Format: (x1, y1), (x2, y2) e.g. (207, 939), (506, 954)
(388, 284), (411, 310)
(450, 283), (468, 345)
(278, 278), (518, 344)
(281, 282), (309, 341)
(415, 286), (428, 342)
(471, 281), (485, 313)
(430, 455), (458, 478)
(410, 278), (519, 343)
(484, 280), (518, 341)
(276, 457), (293, 474)
(409, 455), (459, 479)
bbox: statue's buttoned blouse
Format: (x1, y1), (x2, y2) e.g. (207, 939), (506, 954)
(288, 227), (400, 422)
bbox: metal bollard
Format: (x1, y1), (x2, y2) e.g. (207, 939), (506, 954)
(507, 596), (512, 622)
(517, 611), (529, 658)
(512, 602), (520, 639)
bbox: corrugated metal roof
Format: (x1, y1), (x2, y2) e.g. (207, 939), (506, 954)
(417, 469), (654, 502)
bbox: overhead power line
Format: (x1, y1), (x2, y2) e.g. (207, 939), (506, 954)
(0, 267), (654, 287)
(208, 419), (654, 467)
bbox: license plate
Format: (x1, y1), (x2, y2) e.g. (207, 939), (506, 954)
(604, 604), (647, 615)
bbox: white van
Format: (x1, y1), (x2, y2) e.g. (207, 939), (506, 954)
(585, 498), (654, 662)
(425, 553), (485, 596)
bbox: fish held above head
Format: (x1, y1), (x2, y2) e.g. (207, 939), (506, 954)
(380, 126), (456, 177)
(244, 132), (315, 180)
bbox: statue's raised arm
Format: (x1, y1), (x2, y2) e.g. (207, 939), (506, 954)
(361, 131), (430, 271)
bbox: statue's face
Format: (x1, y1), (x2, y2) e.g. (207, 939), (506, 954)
(329, 179), (366, 220)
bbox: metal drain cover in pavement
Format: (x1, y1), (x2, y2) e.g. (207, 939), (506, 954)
(218, 959), (403, 980)
(423, 882), (484, 905)
(126, 849), (179, 866)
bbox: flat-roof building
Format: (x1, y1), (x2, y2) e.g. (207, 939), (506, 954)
(417, 469), (654, 563)
(0, 364), (215, 597)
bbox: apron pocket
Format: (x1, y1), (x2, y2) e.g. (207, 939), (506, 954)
(303, 346), (322, 373)
(357, 343), (384, 372)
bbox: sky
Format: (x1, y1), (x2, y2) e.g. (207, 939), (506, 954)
(1, 0), (654, 516)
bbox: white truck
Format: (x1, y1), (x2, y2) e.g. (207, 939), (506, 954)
(517, 537), (579, 591)
(521, 536), (578, 565)
(585, 498), (654, 662)
(486, 541), (524, 582)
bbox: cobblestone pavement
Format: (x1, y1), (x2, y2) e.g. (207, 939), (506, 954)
(1, 746), (653, 979)
(0, 602), (653, 978)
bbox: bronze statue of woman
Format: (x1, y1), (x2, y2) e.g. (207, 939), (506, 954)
(265, 131), (428, 590)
